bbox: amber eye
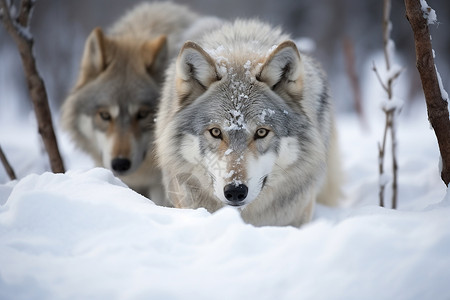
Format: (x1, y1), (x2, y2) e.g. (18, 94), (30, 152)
(255, 128), (269, 139)
(137, 109), (151, 120)
(209, 128), (222, 139)
(98, 111), (111, 121)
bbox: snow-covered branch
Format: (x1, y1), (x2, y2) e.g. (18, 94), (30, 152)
(15, 0), (34, 27)
(374, 0), (402, 209)
(0, 0), (65, 174)
(405, 0), (450, 186)
(420, 0), (437, 25)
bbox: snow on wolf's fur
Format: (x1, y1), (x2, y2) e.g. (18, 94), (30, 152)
(156, 19), (341, 227)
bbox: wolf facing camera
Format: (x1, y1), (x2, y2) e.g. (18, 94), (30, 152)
(156, 20), (342, 226)
(61, 2), (199, 204)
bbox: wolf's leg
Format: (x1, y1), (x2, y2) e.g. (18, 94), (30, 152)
(289, 191), (316, 227)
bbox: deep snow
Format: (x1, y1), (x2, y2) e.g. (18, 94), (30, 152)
(0, 101), (449, 299)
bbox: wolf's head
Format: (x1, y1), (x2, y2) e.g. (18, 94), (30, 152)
(62, 28), (168, 176)
(172, 40), (313, 208)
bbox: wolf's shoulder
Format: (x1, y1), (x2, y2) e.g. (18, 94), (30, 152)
(108, 2), (199, 38)
(199, 19), (290, 51)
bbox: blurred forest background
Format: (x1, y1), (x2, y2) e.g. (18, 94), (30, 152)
(0, 0), (449, 118)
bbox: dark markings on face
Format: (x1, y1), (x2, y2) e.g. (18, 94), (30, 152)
(173, 79), (317, 162)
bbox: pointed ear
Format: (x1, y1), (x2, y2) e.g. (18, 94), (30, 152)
(142, 35), (168, 80)
(175, 41), (219, 104)
(76, 27), (109, 88)
(258, 41), (303, 90)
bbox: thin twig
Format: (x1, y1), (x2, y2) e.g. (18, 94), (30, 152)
(374, 0), (401, 208)
(0, 145), (17, 180)
(15, 0), (33, 27)
(383, 0), (392, 71)
(390, 120), (398, 209)
(372, 63), (389, 93)
(384, 0), (399, 209)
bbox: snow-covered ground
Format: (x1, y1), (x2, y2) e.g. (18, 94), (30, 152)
(1, 101), (449, 299)
(1, 49), (449, 299)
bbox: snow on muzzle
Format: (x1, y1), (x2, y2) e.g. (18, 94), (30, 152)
(215, 151), (276, 207)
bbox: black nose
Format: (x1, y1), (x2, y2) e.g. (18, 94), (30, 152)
(224, 184), (248, 202)
(111, 158), (131, 172)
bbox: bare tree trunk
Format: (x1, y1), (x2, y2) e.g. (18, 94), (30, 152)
(0, 0), (65, 173)
(0, 145), (16, 180)
(405, 0), (450, 186)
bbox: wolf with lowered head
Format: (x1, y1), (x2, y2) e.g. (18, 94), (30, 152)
(156, 20), (342, 226)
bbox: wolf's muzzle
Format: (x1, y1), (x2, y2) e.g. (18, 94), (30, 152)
(223, 184), (248, 206)
(111, 158), (131, 173)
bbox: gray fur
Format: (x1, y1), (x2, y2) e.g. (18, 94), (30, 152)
(156, 19), (342, 226)
(61, 2), (202, 205)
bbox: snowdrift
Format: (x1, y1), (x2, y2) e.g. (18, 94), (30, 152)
(1, 110), (450, 299)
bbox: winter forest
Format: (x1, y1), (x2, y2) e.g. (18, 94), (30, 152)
(1, 0), (450, 299)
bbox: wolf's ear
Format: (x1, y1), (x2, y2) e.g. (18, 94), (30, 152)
(175, 41), (220, 105)
(257, 41), (303, 92)
(76, 27), (109, 88)
(142, 35), (168, 81)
